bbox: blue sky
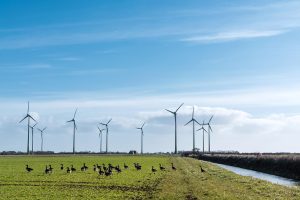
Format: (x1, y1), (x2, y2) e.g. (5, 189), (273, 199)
(1, 0), (300, 153)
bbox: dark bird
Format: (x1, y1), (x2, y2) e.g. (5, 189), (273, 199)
(134, 163), (142, 170)
(93, 165), (97, 172)
(60, 164), (64, 170)
(98, 166), (104, 176)
(66, 167), (71, 174)
(171, 163), (176, 170)
(81, 163), (88, 171)
(105, 168), (112, 177)
(115, 165), (121, 173)
(49, 165), (53, 172)
(71, 165), (76, 172)
(151, 166), (157, 173)
(25, 165), (33, 172)
(159, 164), (165, 171)
(200, 166), (206, 173)
(45, 166), (50, 174)
(124, 163), (128, 169)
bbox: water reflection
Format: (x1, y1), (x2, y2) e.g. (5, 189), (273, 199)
(215, 163), (300, 187)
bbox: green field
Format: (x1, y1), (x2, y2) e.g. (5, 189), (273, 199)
(0, 155), (300, 199)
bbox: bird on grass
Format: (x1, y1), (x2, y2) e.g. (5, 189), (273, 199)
(159, 164), (165, 171)
(81, 163), (88, 171)
(98, 166), (104, 176)
(200, 166), (206, 173)
(60, 164), (64, 170)
(49, 165), (53, 172)
(124, 163), (128, 169)
(171, 163), (176, 170)
(66, 167), (71, 174)
(26, 165), (33, 172)
(45, 165), (51, 174)
(151, 166), (157, 173)
(71, 165), (76, 172)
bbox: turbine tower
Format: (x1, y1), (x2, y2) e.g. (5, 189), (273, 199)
(67, 108), (78, 154)
(37, 127), (47, 152)
(19, 101), (36, 155)
(197, 122), (208, 153)
(136, 122), (145, 154)
(185, 106), (201, 153)
(97, 126), (105, 153)
(207, 115), (213, 153)
(100, 119), (112, 154)
(29, 122), (38, 154)
(165, 103), (184, 154)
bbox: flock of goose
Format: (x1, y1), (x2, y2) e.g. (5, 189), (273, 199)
(25, 162), (192, 177)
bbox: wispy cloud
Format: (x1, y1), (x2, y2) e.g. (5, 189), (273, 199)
(181, 29), (288, 43)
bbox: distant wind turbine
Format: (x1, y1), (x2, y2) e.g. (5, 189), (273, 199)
(136, 122), (145, 154)
(165, 103), (184, 154)
(37, 127), (47, 152)
(67, 108), (78, 154)
(29, 122), (38, 154)
(100, 119), (112, 154)
(185, 106), (201, 153)
(197, 122), (208, 153)
(206, 115), (214, 153)
(19, 101), (36, 154)
(97, 126), (105, 153)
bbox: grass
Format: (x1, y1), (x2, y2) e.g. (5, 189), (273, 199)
(0, 155), (300, 199)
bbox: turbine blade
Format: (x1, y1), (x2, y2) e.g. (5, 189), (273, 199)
(107, 118), (112, 124)
(19, 116), (27, 123)
(203, 127), (208, 133)
(66, 119), (73, 123)
(209, 115), (214, 123)
(176, 103), (184, 112)
(165, 109), (174, 114)
(184, 119), (193, 126)
(194, 119), (202, 126)
(209, 124), (213, 132)
(192, 106), (194, 118)
(37, 128), (42, 132)
(28, 115), (36, 122)
(73, 108), (78, 119)
(32, 123), (38, 128)
(196, 128), (201, 131)
(99, 122), (106, 126)
(43, 127), (47, 131)
(141, 122), (145, 128)
(97, 126), (101, 132)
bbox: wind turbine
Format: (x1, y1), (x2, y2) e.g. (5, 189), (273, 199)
(136, 122), (145, 154)
(19, 101), (36, 155)
(29, 122), (38, 154)
(67, 108), (78, 154)
(97, 126), (105, 153)
(197, 122), (208, 153)
(185, 106), (201, 153)
(100, 119), (112, 154)
(207, 115), (214, 153)
(37, 127), (47, 152)
(165, 103), (184, 154)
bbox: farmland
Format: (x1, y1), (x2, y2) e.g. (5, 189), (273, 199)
(0, 155), (300, 199)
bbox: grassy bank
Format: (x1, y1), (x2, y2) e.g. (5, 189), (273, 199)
(0, 155), (300, 199)
(197, 154), (300, 180)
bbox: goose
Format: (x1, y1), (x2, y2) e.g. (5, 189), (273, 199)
(66, 167), (71, 174)
(105, 168), (112, 177)
(151, 166), (157, 173)
(81, 163), (88, 171)
(171, 163), (176, 170)
(98, 166), (104, 176)
(200, 166), (206, 173)
(45, 166), (50, 174)
(60, 164), (64, 170)
(49, 165), (53, 172)
(159, 164), (165, 171)
(71, 165), (76, 172)
(124, 163), (128, 169)
(26, 165), (33, 172)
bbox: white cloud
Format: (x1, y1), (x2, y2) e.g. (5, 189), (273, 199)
(181, 30), (287, 43)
